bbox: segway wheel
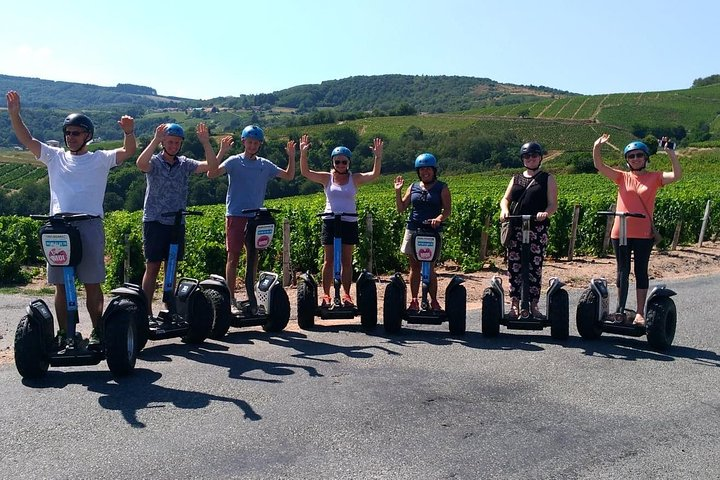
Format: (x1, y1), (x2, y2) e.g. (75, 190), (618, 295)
(645, 296), (677, 351)
(549, 288), (570, 340)
(182, 290), (214, 344)
(383, 281), (404, 334)
(357, 276), (378, 331)
(446, 285), (467, 335)
(206, 288), (231, 339)
(104, 301), (138, 376)
(576, 288), (602, 340)
(481, 287), (501, 337)
(297, 280), (317, 330)
(263, 285), (290, 332)
(14, 315), (49, 379)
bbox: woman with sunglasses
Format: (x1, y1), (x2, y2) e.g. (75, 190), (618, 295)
(499, 141), (558, 319)
(394, 153), (452, 312)
(299, 135), (384, 307)
(593, 134), (682, 326)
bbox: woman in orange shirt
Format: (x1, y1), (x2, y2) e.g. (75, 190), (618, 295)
(592, 134), (682, 326)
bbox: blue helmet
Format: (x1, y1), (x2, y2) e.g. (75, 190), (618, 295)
(414, 153), (438, 169)
(241, 125), (265, 142)
(623, 141), (650, 157)
(331, 146), (352, 159)
(165, 123), (184, 139)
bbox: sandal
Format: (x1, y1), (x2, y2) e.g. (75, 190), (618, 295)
(508, 304), (519, 319)
(342, 293), (355, 307)
(633, 313), (646, 327)
(431, 299), (443, 312)
(321, 295), (332, 307)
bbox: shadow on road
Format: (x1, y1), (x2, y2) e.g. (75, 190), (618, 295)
(21, 367), (261, 428)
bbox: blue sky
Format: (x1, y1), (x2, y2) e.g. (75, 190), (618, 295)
(1, 0), (717, 100)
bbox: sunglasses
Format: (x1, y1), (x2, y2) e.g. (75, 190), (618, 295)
(521, 153), (541, 160)
(64, 130), (87, 137)
(334, 160), (348, 165)
(626, 153), (646, 160)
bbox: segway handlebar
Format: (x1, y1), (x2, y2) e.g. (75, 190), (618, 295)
(317, 212), (359, 219)
(505, 214), (537, 222)
(597, 211), (645, 218)
(242, 207), (280, 215)
(161, 209), (203, 218)
(30, 213), (99, 222)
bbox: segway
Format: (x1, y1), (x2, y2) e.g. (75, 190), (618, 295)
(383, 222), (466, 335)
(14, 213), (139, 379)
(576, 211), (677, 350)
(204, 208), (290, 338)
(296, 212), (377, 330)
(133, 209), (215, 349)
(481, 214), (569, 339)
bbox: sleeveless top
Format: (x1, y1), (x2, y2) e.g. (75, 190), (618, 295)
(407, 180), (446, 230)
(508, 171), (549, 223)
(324, 172), (358, 222)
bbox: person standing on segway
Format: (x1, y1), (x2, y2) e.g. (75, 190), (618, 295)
(5, 90), (137, 346)
(136, 122), (219, 319)
(592, 134), (682, 326)
(207, 125), (296, 314)
(298, 134), (384, 307)
(499, 141), (558, 319)
(394, 153), (452, 312)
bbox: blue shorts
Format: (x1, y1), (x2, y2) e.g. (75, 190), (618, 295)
(47, 217), (105, 285)
(143, 221), (186, 262)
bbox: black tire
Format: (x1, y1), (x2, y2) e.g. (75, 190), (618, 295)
(549, 288), (570, 340)
(206, 288), (231, 339)
(135, 311), (149, 352)
(357, 277), (378, 331)
(182, 290), (213, 344)
(645, 296), (677, 351)
(383, 282), (404, 334)
(297, 280), (317, 330)
(14, 315), (49, 379)
(263, 285), (290, 332)
(446, 285), (467, 335)
(576, 288), (602, 340)
(104, 304), (138, 377)
(481, 288), (501, 337)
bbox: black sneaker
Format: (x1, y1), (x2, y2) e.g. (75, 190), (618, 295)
(88, 328), (102, 346)
(55, 329), (67, 349)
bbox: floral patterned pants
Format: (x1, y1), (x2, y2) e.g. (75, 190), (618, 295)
(507, 222), (549, 302)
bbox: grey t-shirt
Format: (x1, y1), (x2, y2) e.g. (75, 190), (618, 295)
(142, 153), (200, 224)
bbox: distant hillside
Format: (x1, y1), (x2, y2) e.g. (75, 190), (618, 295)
(268, 75), (573, 113)
(0, 74), (191, 110)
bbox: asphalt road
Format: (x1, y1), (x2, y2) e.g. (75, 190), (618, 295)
(1, 275), (719, 479)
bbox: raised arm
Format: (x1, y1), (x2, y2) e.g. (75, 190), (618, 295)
(136, 124), (166, 173)
(114, 115), (137, 165)
(207, 135), (233, 178)
(276, 139), (296, 181)
(194, 123), (219, 175)
(593, 133), (621, 182)
(660, 137), (682, 185)
(394, 176), (412, 213)
(6, 91), (42, 158)
(354, 137), (384, 187)
(299, 134), (329, 185)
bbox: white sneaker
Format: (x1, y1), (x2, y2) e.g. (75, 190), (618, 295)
(231, 299), (241, 315)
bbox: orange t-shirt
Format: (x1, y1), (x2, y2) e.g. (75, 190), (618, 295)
(611, 171), (663, 239)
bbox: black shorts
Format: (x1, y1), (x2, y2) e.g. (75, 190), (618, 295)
(321, 219), (359, 246)
(143, 221), (186, 262)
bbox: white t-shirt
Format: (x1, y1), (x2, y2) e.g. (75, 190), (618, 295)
(38, 144), (118, 217)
